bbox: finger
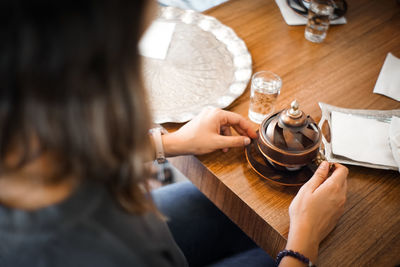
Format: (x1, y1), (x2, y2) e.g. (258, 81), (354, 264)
(221, 127), (232, 153)
(232, 124), (248, 137)
(215, 135), (251, 148)
(313, 164), (348, 200)
(305, 161), (330, 192)
(218, 110), (257, 139)
(325, 163), (348, 186)
(221, 126), (232, 137)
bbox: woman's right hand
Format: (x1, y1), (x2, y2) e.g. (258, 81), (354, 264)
(280, 161), (348, 266)
(161, 108), (257, 156)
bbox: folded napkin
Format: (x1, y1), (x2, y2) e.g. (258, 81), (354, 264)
(390, 116), (400, 171)
(373, 53), (400, 101)
(275, 0), (347, 26)
(139, 21), (176, 60)
(331, 111), (398, 169)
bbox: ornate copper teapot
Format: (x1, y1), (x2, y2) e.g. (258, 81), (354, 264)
(257, 100), (321, 171)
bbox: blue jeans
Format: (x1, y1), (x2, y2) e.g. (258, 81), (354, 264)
(152, 181), (275, 267)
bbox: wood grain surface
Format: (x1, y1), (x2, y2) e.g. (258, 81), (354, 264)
(165, 0), (400, 265)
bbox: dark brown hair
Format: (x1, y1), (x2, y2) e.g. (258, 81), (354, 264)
(0, 0), (155, 213)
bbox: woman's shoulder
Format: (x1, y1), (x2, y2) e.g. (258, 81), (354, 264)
(0, 181), (187, 267)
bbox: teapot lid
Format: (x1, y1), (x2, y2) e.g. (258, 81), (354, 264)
(263, 100), (320, 152)
(278, 100), (308, 129)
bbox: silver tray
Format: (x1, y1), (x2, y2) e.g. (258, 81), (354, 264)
(142, 7), (252, 124)
(318, 102), (400, 170)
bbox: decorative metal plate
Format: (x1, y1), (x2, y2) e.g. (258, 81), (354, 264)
(142, 7), (252, 124)
(319, 102), (400, 170)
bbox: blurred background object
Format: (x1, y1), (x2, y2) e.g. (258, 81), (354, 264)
(149, 160), (188, 190)
(158, 0), (229, 12)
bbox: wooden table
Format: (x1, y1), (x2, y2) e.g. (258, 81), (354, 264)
(164, 0), (400, 265)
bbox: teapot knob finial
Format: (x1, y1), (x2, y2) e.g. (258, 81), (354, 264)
(289, 100), (300, 117)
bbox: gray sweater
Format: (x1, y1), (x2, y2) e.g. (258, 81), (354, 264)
(0, 181), (187, 267)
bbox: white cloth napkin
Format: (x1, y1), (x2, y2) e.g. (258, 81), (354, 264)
(390, 116), (400, 171)
(275, 0), (347, 26)
(331, 111), (398, 168)
(138, 21), (176, 60)
(373, 53), (400, 101)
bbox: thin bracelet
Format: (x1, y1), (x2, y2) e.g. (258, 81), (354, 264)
(275, 249), (316, 267)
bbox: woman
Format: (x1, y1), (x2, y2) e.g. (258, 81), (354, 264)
(0, 0), (347, 266)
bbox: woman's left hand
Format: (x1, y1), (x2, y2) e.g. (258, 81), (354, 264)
(162, 108), (257, 156)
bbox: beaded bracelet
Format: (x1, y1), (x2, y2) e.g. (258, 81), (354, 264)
(275, 249), (316, 267)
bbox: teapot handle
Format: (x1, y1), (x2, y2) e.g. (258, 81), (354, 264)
(318, 102), (338, 163)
